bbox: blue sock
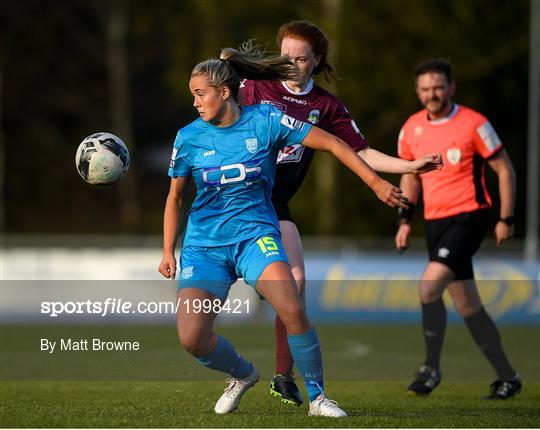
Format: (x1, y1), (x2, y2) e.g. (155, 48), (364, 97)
(287, 327), (324, 401)
(196, 335), (253, 378)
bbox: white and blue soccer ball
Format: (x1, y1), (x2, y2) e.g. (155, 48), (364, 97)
(76, 132), (130, 185)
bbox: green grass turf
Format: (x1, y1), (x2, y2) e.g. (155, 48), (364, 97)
(1, 380), (539, 428)
(1, 324), (539, 427)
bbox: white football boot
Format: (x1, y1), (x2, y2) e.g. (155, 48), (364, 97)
(308, 394), (347, 417)
(214, 366), (260, 414)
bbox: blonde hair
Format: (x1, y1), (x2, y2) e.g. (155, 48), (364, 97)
(191, 41), (299, 100)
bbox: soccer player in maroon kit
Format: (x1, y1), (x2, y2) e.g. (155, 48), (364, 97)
(240, 20), (442, 405)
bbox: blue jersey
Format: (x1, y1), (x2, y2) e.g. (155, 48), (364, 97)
(168, 104), (312, 247)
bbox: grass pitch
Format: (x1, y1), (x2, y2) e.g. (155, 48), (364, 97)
(1, 324), (539, 427)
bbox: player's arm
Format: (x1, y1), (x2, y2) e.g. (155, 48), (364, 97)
(487, 149), (516, 245)
(301, 126), (408, 208)
(158, 176), (192, 279)
(394, 173), (422, 251)
(358, 146), (443, 174)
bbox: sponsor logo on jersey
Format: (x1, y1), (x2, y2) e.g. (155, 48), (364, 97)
(351, 119), (365, 139)
(280, 114), (305, 131)
(277, 144), (305, 164)
(282, 95), (307, 105)
(202, 160), (262, 187)
(446, 148), (461, 165)
(203, 149), (215, 157)
(245, 138), (258, 153)
(437, 247), (450, 258)
(181, 266), (193, 279)
(261, 100), (287, 112)
(307, 109), (320, 124)
(169, 147), (178, 168)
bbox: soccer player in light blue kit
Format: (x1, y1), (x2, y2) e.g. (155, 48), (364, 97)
(158, 42), (409, 417)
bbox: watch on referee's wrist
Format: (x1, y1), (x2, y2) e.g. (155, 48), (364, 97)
(397, 203), (415, 227)
(499, 216), (515, 226)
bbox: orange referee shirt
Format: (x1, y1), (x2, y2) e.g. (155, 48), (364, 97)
(398, 104), (503, 220)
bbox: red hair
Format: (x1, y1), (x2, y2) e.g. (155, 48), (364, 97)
(276, 20), (336, 82)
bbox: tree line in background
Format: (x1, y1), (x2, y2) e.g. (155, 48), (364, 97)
(0, 0), (530, 240)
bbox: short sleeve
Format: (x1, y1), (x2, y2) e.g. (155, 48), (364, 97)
(328, 103), (368, 152)
(267, 105), (312, 149)
(239, 79), (256, 106)
(397, 125), (414, 160)
(168, 130), (192, 177)
(473, 119), (503, 159)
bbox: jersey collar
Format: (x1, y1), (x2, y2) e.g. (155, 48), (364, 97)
(428, 104), (459, 125)
(281, 79), (314, 96)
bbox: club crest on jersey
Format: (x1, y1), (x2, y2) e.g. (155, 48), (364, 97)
(307, 109), (320, 124)
(446, 148), (461, 165)
(245, 138), (258, 153)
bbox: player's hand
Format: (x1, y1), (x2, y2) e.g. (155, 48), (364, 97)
(411, 153), (444, 174)
(158, 254), (177, 279)
(373, 178), (409, 208)
(495, 221), (514, 246)
(395, 222), (412, 252)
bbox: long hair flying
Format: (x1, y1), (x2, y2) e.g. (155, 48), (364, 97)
(191, 41), (300, 100)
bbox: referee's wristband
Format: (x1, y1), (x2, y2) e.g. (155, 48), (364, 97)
(397, 203), (415, 225)
(499, 216), (515, 226)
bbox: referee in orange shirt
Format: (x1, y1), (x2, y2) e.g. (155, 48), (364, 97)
(395, 58), (521, 399)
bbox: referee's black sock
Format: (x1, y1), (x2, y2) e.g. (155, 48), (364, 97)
(422, 298), (447, 371)
(464, 306), (516, 380)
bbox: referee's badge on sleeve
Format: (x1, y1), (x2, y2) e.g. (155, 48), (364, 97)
(446, 148), (461, 165)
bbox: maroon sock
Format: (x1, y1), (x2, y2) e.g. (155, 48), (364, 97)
(275, 314), (294, 376)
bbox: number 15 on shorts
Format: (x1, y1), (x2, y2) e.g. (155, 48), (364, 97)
(256, 236), (278, 253)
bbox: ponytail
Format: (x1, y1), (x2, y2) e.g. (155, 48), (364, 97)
(191, 40), (299, 100)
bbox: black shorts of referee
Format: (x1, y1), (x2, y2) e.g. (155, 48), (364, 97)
(425, 209), (489, 280)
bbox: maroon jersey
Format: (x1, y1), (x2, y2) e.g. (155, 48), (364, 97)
(240, 79), (367, 218)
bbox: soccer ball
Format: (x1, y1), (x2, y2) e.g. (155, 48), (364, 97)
(76, 132), (130, 185)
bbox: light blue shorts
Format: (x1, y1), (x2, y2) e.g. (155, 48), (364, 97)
(178, 234), (289, 300)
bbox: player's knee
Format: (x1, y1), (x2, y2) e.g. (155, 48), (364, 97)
(456, 302), (481, 318)
(279, 300), (306, 326)
(419, 285), (443, 304)
(279, 301), (309, 333)
(281, 300), (303, 318)
(179, 331), (211, 357)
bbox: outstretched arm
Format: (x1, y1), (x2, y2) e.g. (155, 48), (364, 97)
(158, 176), (192, 279)
(487, 149), (516, 245)
(301, 126), (408, 208)
(358, 146), (443, 174)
